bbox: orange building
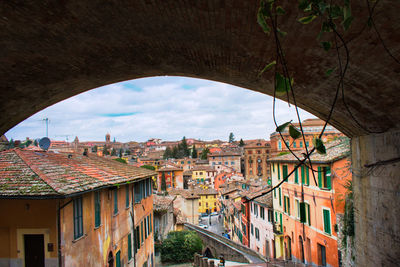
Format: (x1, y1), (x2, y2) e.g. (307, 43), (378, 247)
(243, 139), (272, 181)
(269, 137), (351, 267)
(157, 166), (184, 190)
(270, 118), (344, 156)
(0, 148), (156, 267)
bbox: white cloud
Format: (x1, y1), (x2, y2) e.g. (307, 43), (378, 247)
(5, 77), (316, 142)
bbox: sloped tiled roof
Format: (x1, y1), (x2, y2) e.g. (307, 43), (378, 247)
(268, 137), (350, 163)
(153, 194), (175, 211)
(0, 149), (156, 198)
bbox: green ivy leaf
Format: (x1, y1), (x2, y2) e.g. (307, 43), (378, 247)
(313, 138), (326, 154)
(259, 60), (276, 76)
(325, 68), (334, 76)
(342, 16), (354, 31)
(276, 6), (285, 15)
(276, 120), (292, 133)
(321, 41), (332, 51)
(318, 2), (327, 14)
(329, 5), (342, 20)
(257, 8), (271, 34)
(277, 28), (287, 37)
(298, 0), (310, 11)
(289, 125), (302, 139)
(298, 15), (317, 24)
(275, 72), (293, 95)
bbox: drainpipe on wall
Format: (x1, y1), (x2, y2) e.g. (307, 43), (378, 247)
(131, 189), (136, 267)
(57, 199), (73, 267)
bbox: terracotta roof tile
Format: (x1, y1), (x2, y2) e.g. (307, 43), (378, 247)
(0, 149), (156, 198)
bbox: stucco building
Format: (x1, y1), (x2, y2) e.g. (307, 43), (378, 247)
(0, 148), (156, 267)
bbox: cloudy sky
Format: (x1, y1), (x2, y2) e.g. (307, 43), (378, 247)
(5, 76), (316, 143)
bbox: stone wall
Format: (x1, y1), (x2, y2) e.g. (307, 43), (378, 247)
(352, 131), (400, 267)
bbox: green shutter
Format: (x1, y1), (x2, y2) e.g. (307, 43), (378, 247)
(294, 169), (298, 184)
(95, 191), (101, 227)
(323, 209), (331, 234)
(128, 233), (132, 260)
(114, 189), (118, 214)
(116, 251), (121, 267)
(277, 164), (280, 180)
(300, 202), (306, 223)
(126, 185), (130, 208)
(288, 197), (290, 215)
(318, 167), (322, 188)
(149, 214), (152, 233)
(280, 213), (283, 230)
(306, 167), (309, 185)
(307, 204), (311, 226)
(301, 166), (305, 184)
(274, 189), (276, 198)
(279, 188), (282, 206)
(326, 167), (331, 190)
(282, 165), (288, 180)
(284, 197), (287, 212)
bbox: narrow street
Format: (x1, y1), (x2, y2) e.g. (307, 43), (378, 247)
(199, 214), (225, 235)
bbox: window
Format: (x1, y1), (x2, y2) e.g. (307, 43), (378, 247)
(255, 227), (260, 240)
(134, 226), (140, 252)
(318, 166), (331, 190)
(114, 189), (118, 215)
(134, 181), (142, 203)
(149, 214), (152, 233)
(141, 221), (144, 243)
(277, 164), (281, 180)
(260, 207), (265, 219)
(278, 140), (282, 150)
(306, 141), (309, 147)
(73, 197), (83, 239)
(299, 141), (303, 147)
(144, 217), (148, 239)
(300, 202), (311, 226)
(225, 161), (228, 165)
(294, 168), (299, 184)
(128, 233), (132, 260)
(295, 199), (300, 219)
(94, 191), (101, 227)
(323, 209), (331, 234)
(282, 165), (288, 180)
(293, 141), (296, 148)
(251, 223), (254, 235)
(126, 185), (130, 208)
(231, 161), (235, 165)
(301, 166), (309, 186)
(268, 209), (273, 222)
(284, 196), (290, 215)
(116, 251), (121, 267)
(279, 188), (282, 206)
(242, 223), (246, 235)
(254, 204), (258, 216)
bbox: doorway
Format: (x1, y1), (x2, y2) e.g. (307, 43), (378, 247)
(24, 234), (44, 267)
(318, 243), (327, 266)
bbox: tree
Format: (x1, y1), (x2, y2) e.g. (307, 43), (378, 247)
(118, 148), (123, 157)
(163, 146), (173, 159)
(103, 146), (109, 155)
(180, 136), (190, 157)
(192, 145), (198, 158)
(229, 132), (235, 143)
(172, 146), (179, 159)
(125, 149), (131, 155)
(141, 165), (156, 171)
(8, 139), (14, 149)
(111, 148), (117, 156)
(160, 231), (202, 263)
(161, 172), (167, 192)
(200, 147), (210, 160)
(33, 139), (38, 146)
(114, 158), (127, 164)
(239, 138), (245, 147)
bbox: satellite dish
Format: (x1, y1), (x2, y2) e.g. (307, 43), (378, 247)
(39, 137), (51, 151)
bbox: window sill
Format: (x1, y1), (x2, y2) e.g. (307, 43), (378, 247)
(72, 234), (87, 243)
(113, 212), (119, 217)
(94, 224), (102, 230)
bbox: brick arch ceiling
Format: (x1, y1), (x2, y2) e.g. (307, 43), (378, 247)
(1, 0), (399, 137)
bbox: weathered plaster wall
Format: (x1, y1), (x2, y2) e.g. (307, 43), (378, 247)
(352, 131), (400, 267)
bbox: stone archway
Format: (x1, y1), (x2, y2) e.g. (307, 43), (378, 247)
(1, 1), (399, 266)
(203, 247), (214, 259)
